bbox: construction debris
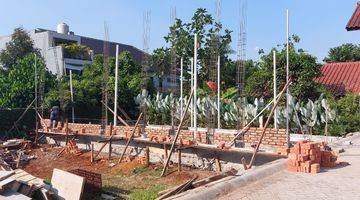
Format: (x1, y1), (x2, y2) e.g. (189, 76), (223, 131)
(51, 168), (85, 200)
(287, 140), (338, 173)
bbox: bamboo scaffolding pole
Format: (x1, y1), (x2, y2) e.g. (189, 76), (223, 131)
(247, 80), (292, 169)
(161, 89), (194, 177)
(117, 112), (143, 164)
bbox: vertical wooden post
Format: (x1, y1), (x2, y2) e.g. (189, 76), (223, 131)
(145, 146), (150, 167)
(91, 144), (94, 163)
(164, 144), (168, 160)
(177, 149), (182, 172)
(215, 157), (222, 172)
(108, 123), (113, 160)
(65, 119), (69, 145)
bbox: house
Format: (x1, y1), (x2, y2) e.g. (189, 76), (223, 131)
(317, 62), (360, 96)
(346, 1), (360, 31)
(317, 2), (360, 96)
(0, 23), (145, 75)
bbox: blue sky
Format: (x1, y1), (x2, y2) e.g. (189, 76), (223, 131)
(0, 0), (358, 62)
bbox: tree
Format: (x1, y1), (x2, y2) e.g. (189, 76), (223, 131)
(0, 27), (38, 70)
(149, 8), (234, 93)
(245, 36), (322, 101)
(324, 43), (360, 63)
(45, 51), (148, 119)
(0, 54), (55, 108)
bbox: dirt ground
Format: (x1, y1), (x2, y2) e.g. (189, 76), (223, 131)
(23, 145), (216, 199)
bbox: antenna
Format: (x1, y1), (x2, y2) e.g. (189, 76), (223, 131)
(237, 0), (247, 130)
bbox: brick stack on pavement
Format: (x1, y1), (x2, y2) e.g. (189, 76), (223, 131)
(287, 140), (337, 173)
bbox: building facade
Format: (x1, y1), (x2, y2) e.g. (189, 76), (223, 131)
(0, 23), (145, 75)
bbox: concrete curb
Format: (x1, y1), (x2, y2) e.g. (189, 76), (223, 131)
(166, 158), (287, 200)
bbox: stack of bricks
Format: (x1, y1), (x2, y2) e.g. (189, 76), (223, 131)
(287, 140), (337, 173)
(65, 140), (82, 156)
(69, 169), (102, 194)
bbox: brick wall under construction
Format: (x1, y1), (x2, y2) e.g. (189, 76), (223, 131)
(42, 119), (287, 149)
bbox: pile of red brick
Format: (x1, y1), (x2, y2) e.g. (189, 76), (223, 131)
(65, 140), (82, 156)
(287, 140), (337, 173)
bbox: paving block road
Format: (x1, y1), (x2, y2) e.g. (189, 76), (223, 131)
(219, 146), (360, 200)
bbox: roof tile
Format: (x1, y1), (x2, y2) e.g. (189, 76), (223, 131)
(316, 62), (360, 95)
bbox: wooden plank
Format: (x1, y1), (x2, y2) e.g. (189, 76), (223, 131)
(160, 90), (194, 177)
(51, 168), (84, 200)
(117, 113), (143, 164)
(192, 168), (237, 188)
(156, 176), (197, 200)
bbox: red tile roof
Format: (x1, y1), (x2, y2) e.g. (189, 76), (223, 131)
(316, 62), (360, 95)
(346, 2), (360, 31)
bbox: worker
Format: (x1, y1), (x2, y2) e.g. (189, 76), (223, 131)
(50, 106), (60, 129)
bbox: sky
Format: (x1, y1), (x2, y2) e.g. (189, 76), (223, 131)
(0, 0), (359, 63)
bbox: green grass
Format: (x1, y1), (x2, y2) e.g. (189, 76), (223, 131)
(101, 166), (171, 200)
(128, 185), (166, 200)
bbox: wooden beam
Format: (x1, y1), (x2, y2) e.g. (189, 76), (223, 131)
(108, 123), (113, 160)
(118, 106), (132, 121)
(215, 157), (222, 172)
(161, 90), (194, 177)
(241, 157), (248, 170)
(101, 101), (129, 127)
(164, 144), (168, 160)
(117, 113), (143, 164)
(91, 144), (94, 163)
(93, 123), (115, 160)
(248, 80), (292, 169)
(145, 146), (150, 167)
(177, 149), (182, 172)
(156, 176), (197, 200)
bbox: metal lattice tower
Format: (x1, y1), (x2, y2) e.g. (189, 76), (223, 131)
(206, 0), (221, 144)
(236, 0), (247, 130)
(141, 10), (151, 129)
(170, 6), (177, 133)
(101, 22), (110, 134)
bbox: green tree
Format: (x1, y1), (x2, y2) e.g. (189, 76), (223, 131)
(324, 43), (360, 63)
(0, 27), (38, 70)
(149, 8), (234, 93)
(0, 54), (55, 108)
(45, 51), (148, 119)
(245, 36), (322, 101)
(328, 93), (360, 136)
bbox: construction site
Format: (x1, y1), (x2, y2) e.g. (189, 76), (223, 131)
(1, 1), (360, 200)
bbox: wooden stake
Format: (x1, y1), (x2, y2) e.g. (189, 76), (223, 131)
(215, 157), (222, 172)
(177, 149), (182, 172)
(145, 146), (150, 167)
(65, 119), (69, 145)
(164, 144), (168, 160)
(248, 80), (292, 169)
(108, 123), (113, 160)
(117, 113), (143, 164)
(161, 90), (194, 177)
(93, 123), (115, 160)
(241, 157), (248, 170)
(91, 144), (94, 163)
